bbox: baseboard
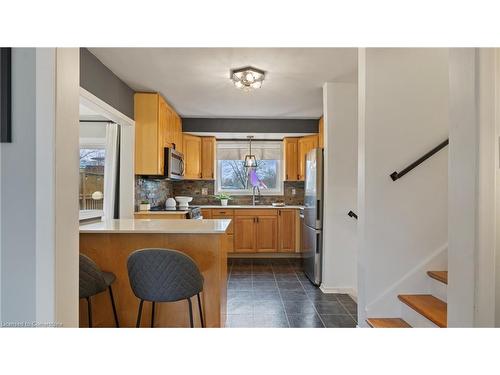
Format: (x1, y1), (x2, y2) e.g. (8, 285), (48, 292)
(228, 253), (302, 259)
(320, 286), (357, 301)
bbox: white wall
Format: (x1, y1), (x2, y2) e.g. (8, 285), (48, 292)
(0, 48), (79, 327)
(321, 82), (358, 296)
(357, 48), (449, 325)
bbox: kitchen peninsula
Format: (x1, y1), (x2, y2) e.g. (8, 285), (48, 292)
(79, 218), (231, 328)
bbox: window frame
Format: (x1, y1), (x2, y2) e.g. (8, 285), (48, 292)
(215, 141), (284, 196)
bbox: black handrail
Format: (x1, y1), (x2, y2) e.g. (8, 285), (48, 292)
(348, 211), (358, 220)
(390, 139), (449, 181)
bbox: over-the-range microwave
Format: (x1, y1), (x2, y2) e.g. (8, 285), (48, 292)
(164, 147), (184, 180)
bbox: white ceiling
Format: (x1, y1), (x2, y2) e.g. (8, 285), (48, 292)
(88, 48), (358, 119)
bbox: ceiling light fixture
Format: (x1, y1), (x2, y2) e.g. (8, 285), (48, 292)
(230, 66), (265, 91)
(244, 136), (257, 168)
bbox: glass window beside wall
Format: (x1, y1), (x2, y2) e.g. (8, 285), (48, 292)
(216, 140), (283, 195)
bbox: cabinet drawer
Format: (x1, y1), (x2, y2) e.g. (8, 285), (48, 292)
(201, 209), (212, 219)
(212, 208), (234, 216)
(234, 209), (277, 217)
(213, 215), (233, 234)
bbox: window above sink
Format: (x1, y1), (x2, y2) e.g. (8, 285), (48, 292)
(215, 140), (283, 196)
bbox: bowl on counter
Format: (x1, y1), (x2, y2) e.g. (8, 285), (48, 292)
(175, 196), (193, 208)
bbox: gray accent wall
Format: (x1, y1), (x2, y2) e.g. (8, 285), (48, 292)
(80, 48), (134, 119)
(182, 118), (319, 133)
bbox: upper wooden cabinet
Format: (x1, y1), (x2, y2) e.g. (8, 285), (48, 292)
(284, 134), (318, 181)
(134, 93), (183, 175)
(318, 116), (324, 148)
(284, 138), (299, 181)
(297, 135), (319, 181)
(182, 135), (216, 180)
(183, 134), (202, 179)
(201, 137), (216, 179)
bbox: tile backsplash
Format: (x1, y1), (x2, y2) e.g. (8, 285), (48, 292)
(135, 177), (173, 209)
(135, 177), (304, 208)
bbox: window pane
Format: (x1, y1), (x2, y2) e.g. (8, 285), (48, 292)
(220, 160), (247, 190)
(79, 148), (105, 210)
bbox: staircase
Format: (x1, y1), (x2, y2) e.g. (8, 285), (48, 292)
(366, 270), (447, 328)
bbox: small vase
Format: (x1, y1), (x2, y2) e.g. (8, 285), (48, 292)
(139, 203), (151, 211)
(220, 199), (228, 206)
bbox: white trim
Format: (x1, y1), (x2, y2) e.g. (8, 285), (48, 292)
(320, 285), (358, 300)
(79, 88), (135, 219)
(79, 87), (134, 128)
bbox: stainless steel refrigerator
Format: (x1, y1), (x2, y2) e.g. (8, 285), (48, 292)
(302, 148), (323, 286)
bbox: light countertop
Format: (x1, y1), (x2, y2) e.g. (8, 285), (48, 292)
(80, 219), (231, 234)
(197, 205), (304, 209)
(134, 210), (188, 215)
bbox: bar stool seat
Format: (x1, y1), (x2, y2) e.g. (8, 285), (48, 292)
(79, 254), (120, 328)
(127, 248), (205, 328)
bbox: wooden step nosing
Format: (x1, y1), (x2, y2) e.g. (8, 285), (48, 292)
(427, 271), (448, 285)
(398, 294), (447, 328)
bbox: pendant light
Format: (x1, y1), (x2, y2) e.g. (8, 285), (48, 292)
(244, 136), (257, 168)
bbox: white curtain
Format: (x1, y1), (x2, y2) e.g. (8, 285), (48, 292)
(217, 141), (282, 160)
(103, 123), (119, 220)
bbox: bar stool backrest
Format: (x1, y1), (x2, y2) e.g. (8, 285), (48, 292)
(127, 248), (204, 303)
(79, 254), (107, 299)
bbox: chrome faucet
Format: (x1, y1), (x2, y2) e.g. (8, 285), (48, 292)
(252, 185), (261, 206)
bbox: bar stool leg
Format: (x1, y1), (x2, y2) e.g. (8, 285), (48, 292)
(187, 298), (194, 328)
(136, 299), (144, 328)
(197, 293), (205, 328)
(151, 301), (155, 328)
(86, 297), (92, 328)
(108, 285), (120, 328)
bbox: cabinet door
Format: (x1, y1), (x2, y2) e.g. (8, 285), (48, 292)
(158, 99), (169, 173)
(298, 135), (319, 181)
(318, 116), (324, 149)
(183, 134), (202, 179)
(255, 216), (278, 252)
(201, 137), (216, 179)
(174, 115), (183, 153)
(284, 138), (299, 181)
(165, 106), (175, 148)
(201, 208), (212, 219)
(234, 217), (256, 252)
(135, 93), (161, 175)
(278, 209), (296, 252)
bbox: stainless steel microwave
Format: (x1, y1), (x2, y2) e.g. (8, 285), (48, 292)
(164, 148), (184, 180)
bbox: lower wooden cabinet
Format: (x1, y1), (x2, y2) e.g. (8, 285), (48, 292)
(234, 216), (256, 252)
(255, 215), (278, 252)
(205, 208), (299, 253)
(278, 209), (297, 252)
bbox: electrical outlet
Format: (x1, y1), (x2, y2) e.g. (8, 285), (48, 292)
(291, 188), (296, 196)
(202, 187), (208, 196)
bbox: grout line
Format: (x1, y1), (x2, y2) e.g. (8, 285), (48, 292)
(274, 260), (291, 328)
(299, 271), (326, 328)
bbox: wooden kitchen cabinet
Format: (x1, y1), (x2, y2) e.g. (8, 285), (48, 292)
(278, 209), (297, 252)
(182, 135), (216, 180)
(255, 216), (278, 252)
(234, 216), (256, 252)
(201, 137), (216, 179)
(183, 134), (202, 179)
(284, 138), (299, 181)
(134, 92), (183, 175)
(297, 135), (319, 180)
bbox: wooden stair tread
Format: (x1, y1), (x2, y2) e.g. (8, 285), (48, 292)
(427, 271), (448, 284)
(398, 294), (447, 328)
(366, 318), (411, 328)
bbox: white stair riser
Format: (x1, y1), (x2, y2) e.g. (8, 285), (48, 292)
(429, 278), (447, 302)
(400, 303), (440, 328)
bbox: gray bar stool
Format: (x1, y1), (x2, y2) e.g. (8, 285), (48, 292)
(79, 254), (120, 328)
(127, 248), (205, 328)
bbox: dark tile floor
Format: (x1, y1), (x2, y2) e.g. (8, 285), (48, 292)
(226, 258), (358, 328)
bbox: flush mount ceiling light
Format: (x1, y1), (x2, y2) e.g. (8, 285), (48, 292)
(230, 66), (265, 91)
